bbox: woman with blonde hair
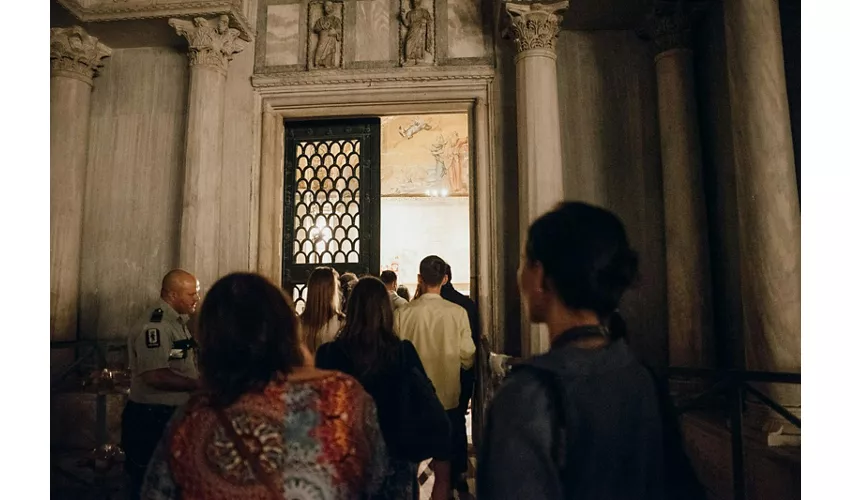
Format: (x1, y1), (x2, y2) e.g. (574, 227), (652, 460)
(301, 267), (344, 353)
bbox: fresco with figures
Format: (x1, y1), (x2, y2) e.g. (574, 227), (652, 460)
(380, 114), (470, 196)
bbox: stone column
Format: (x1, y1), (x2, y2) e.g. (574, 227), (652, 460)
(647, 5), (714, 369)
(50, 27), (111, 341)
(723, 0), (801, 406)
(169, 15), (247, 292)
(503, 1), (570, 356)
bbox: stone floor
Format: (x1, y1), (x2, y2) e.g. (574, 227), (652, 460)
(417, 454), (477, 500)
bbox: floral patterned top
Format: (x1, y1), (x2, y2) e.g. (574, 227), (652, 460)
(141, 371), (387, 500)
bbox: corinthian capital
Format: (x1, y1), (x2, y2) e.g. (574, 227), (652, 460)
(502, 1), (570, 53)
(50, 26), (112, 85)
(169, 15), (247, 74)
(641, 2), (698, 55)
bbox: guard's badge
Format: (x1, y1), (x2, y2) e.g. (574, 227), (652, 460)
(150, 308), (163, 323)
(145, 328), (161, 348)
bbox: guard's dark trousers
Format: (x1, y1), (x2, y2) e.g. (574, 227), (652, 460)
(121, 401), (177, 500)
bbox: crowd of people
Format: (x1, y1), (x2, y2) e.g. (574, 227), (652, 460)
(121, 201), (703, 499)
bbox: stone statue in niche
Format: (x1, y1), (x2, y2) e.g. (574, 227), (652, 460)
(312, 1), (343, 69)
(400, 0), (434, 66)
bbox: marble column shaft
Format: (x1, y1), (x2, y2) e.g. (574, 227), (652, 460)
(651, 12), (714, 368)
(723, 0), (801, 393)
(504, 1), (570, 356)
(170, 15), (246, 293)
(50, 27), (111, 341)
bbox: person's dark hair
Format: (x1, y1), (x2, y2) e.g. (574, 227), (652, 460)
(198, 272), (305, 407)
(607, 310), (629, 343)
(396, 285), (411, 301)
(339, 272), (359, 312)
(444, 264), (453, 284)
(336, 276), (400, 378)
(526, 202), (638, 318)
(380, 270), (398, 285)
(419, 255), (448, 286)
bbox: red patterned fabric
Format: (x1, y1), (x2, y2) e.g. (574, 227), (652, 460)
(164, 372), (385, 500)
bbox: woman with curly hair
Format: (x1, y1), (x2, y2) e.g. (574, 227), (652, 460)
(141, 273), (387, 500)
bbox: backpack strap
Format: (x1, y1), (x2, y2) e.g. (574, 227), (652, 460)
(516, 366), (570, 478)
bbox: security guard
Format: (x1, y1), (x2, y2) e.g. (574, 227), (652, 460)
(121, 269), (201, 499)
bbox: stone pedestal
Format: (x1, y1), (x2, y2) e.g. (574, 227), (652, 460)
(723, 0), (801, 406)
(648, 6), (714, 369)
(170, 15), (247, 292)
(50, 27), (111, 341)
(503, 1), (570, 356)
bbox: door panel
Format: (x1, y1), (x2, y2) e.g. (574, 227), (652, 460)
(282, 118), (381, 312)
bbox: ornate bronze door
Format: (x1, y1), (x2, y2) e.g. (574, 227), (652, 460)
(282, 118), (381, 312)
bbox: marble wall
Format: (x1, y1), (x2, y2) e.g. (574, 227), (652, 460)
(220, 42), (259, 277)
(79, 42), (258, 340)
(555, 31), (668, 368)
(265, 2), (301, 66)
(356, 0), (392, 62)
(447, 0), (486, 58)
(80, 47), (188, 340)
(486, 28), (667, 362)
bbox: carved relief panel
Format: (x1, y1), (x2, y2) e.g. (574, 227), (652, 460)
(253, 0), (493, 78)
(399, 0), (435, 66)
(308, 1), (345, 70)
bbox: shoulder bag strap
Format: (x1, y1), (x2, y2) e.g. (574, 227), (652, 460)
(521, 367), (570, 478)
(213, 406), (285, 500)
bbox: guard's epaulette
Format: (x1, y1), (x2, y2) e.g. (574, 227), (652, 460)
(150, 308), (163, 323)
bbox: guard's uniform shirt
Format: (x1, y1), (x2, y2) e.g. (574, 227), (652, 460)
(127, 299), (198, 406)
(123, 300), (199, 499)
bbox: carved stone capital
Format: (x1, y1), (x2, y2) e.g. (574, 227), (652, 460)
(502, 1), (570, 54)
(641, 2), (700, 55)
(50, 26), (112, 85)
(169, 15), (247, 74)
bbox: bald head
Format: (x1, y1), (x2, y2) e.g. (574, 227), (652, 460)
(161, 269), (200, 315)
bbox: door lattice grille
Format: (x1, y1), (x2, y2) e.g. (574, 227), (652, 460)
(292, 284), (308, 315)
(282, 119), (381, 292)
(292, 139), (362, 265)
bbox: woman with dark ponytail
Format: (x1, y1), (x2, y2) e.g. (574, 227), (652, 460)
(478, 202), (677, 499)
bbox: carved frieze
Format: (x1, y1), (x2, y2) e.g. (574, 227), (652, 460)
(170, 15), (248, 73)
(251, 65), (495, 88)
(50, 26), (112, 85)
(308, 1), (345, 70)
(399, 0), (435, 67)
(502, 1), (570, 54)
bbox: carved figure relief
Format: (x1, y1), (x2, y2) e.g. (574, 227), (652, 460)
(400, 0), (434, 66)
(309, 1), (344, 70)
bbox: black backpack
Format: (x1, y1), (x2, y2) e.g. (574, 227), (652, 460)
(522, 365), (706, 500)
(382, 344), (451, 462)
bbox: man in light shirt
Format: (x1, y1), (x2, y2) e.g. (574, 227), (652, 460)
(380, 270), (409, 310)
(394, 255), (476, 496)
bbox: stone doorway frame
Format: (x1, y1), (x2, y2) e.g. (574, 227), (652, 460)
(251, 72), (504, 353)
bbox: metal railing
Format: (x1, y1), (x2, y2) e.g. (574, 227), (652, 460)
(666, 367), (801, 500)
(51, 340), (129, 499)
